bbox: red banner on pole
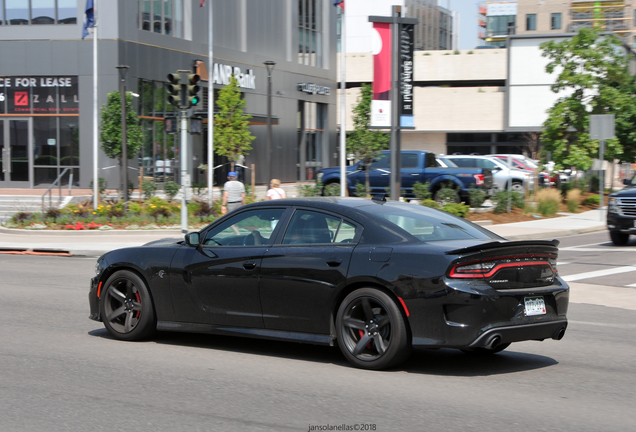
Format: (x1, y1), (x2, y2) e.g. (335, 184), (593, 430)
(371, 22), (391, 127)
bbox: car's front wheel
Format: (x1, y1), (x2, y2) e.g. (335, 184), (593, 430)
(100, 270), (156, 341)
(610, 231), (630, 246)
(336, 288), (411, 370)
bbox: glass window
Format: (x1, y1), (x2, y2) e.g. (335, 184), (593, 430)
(164, 0), (173, 35)
(371, 153), (389, 169)
(59, 118), (79, 166)
(58, 0), (77, 24)
(282, 210), (341, 244)
(32, 0), (55, 24)
(204, 208), (286, 246)
(333, 220), (357, 243)
(526, 14), (536, 31)
(298, 0), (323, 67)
(33, 116), (58, 166)
(551, 13), (561, 30)
(372, 204), (495, 242)
(6, 0), (30, 25)
(402, 153), (419, 169)
(139, 0), (184, 37)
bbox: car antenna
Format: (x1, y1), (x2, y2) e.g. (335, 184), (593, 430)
(371, 194), (387, 203)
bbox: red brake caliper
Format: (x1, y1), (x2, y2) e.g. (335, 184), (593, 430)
(135, 292), (141, 318)
(358, 330), (372, 349)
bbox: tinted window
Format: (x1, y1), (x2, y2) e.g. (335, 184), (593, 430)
(283, 210), (356, 244)
(450, 158), (475, 168)
(370, 204), (495, 242)
(476, 159), (498, 169)
(402, 153), (419, 169)
(204, 208), (285, 246)
(371, 153), (389, 169)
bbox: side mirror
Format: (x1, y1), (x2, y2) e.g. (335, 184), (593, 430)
(185, 232), (200, 247)
(624, 179), (631, 186)
(356, 163), (366, 171)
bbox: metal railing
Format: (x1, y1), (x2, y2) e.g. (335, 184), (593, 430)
(42, 168), (73, 210)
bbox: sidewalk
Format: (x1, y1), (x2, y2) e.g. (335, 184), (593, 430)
(0, 204), (607, 257)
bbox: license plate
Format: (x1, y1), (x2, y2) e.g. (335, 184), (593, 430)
(524, 296), (546, 316)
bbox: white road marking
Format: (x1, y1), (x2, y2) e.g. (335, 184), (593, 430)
(562, 265), (636, 282)
(625, 283), (636, 288)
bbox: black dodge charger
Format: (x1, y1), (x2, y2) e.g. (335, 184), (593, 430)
(89, 197), (569, 370)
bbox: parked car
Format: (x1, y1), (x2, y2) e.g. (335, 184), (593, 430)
(89, 198), (569, 370)
(491, 154), (538, 171)
(607, 174), (636, 245)
(442, 155), (534, 193)
(316, 150), (493, 203)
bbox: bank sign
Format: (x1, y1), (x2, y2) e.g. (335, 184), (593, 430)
(0, 76), (78, 114)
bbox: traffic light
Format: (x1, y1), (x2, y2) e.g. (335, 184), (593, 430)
(187, 73), (201, 107)
(166, 72), (182, 108)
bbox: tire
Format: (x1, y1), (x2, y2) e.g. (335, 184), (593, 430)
(510, 181), (524, 193)
(460, 342), (511, 355)
(336, 288), (411, 370)
(610, 231), (630, 246)
(99, 270), (156, 341)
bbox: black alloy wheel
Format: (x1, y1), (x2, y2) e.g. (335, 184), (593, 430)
(336, 288), (410, 370)
(610, 231), (630, 246)
(99, 270), (156, 341)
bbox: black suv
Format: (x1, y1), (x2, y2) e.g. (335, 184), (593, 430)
(607, 174), (636, 245)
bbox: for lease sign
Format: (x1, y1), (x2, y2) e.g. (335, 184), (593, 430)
(0, 76), (78, 114)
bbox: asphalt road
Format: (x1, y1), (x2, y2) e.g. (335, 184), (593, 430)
(1, 242), (634, 432)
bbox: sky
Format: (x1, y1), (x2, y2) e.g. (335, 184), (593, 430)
(441, 0), (483, 50)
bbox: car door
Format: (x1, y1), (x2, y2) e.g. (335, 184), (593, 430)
(169, 207), (288, 328)
(259, 209), (360, 334)
(348, 153), (391, 195)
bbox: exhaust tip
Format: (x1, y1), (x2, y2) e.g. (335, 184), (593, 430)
(485, 335), (501, 350)
(553, 327), (566, 340)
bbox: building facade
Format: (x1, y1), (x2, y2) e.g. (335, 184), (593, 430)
(517, 0), (636, 46)
(0, 0), (338, 190)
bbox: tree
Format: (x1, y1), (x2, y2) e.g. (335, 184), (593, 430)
(540, 27), (636, 171)
(347, 83), (390, 196)
(214, 76), (255, 170)
(100, 90), (143, 191)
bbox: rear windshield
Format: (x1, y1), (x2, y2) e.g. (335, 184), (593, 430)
(369, 204), (497, 242)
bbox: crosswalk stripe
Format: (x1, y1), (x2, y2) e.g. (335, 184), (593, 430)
(562, 266), (636, 282)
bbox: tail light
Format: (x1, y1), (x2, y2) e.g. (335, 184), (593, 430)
(473, 174), (484, 186)
(449, 254), (557, 279)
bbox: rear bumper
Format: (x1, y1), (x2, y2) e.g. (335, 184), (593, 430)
(467, 320), (567, 348)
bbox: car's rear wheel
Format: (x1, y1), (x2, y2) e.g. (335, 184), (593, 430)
(433, 187), (460, 205)
(610, 231), (630, 246)
(336, 288), (411, 370)
(100, 270), (156, 341)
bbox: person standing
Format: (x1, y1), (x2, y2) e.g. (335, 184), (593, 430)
(222, 171), (245, 215)
(266, 179), (286, 200)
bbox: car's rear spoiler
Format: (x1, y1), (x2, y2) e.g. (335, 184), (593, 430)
(446, 239), (560, 255)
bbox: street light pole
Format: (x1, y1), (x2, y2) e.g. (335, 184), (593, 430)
(116, 65), (129, 203)
(264, 60), (276, 183)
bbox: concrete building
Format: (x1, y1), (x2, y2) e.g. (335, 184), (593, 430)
(0, 0), (338, 190)
(517, 0), (636, 46)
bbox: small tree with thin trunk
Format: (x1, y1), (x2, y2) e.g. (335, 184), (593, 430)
(214, 76), (255, 170)
(100, 91), (143, 195)
(347, 83), (390, 196)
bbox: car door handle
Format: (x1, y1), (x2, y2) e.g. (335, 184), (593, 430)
(243, 261), (257, 270)
(326, 258), (342, 267)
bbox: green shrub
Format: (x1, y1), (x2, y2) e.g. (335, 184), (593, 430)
(589, 174), (600, 193)
(442, 202), (470, 217)
(468, 186), (486, 208)
(142, 180), (157, 200)
(420, 199), (441, 209)
(323, 183), (341, 196)
(128, 201), (143, 214)
(297, 182), (322, 197)
(413, 181), (432, 201)
(493, 190), (524, 214)
(164, 181), (180, 200)
(89, 177), (108, 196)
(582, 194), (600, 206)
(434, 187), (459, 205)
(354, 182), (366, 197)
